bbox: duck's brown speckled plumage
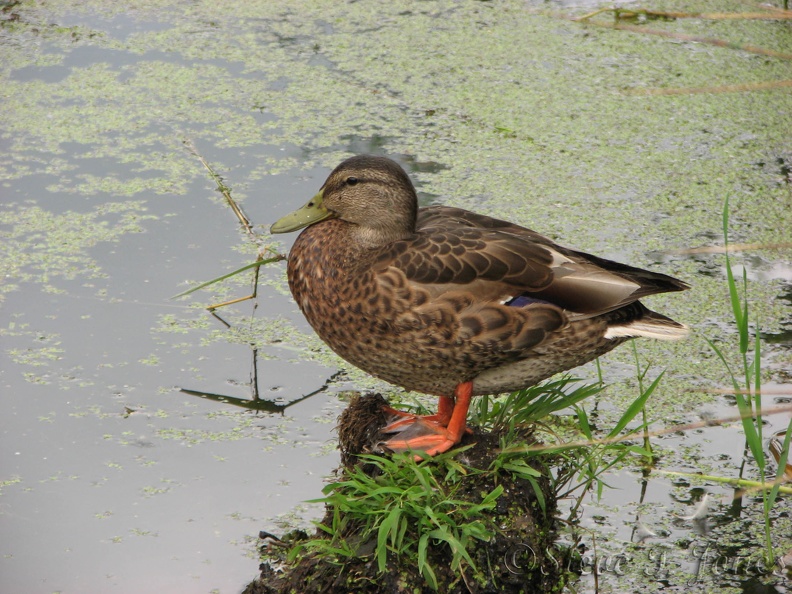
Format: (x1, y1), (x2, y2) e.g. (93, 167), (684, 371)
(272, 155), (689, 454)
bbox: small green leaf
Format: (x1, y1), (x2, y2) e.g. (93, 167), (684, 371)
(170, 255), (283, 299)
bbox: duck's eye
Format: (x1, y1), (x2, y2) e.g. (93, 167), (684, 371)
(345, 176), (358, 186)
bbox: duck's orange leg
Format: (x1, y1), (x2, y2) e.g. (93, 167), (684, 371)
(383, 382), (473, 458)
(382, 395), (454, 433)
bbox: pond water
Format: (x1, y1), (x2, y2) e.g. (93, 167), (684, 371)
(1, 1), (791, 593)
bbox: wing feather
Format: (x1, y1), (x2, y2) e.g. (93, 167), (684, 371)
(373, 205), (687, 317)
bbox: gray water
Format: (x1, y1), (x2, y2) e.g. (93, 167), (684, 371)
(1, 1), (791, 592)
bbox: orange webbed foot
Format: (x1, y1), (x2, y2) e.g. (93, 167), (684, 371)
(379, 382), (473, 460)
(381, 395), (454, 434)
(383, 423), (460, 459)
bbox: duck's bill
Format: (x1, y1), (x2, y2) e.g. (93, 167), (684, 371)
(270, 190), (335, 233)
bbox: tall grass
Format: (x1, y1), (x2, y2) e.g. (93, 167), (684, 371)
(551, 372), (659, 508)
(705, 197), (791, 565)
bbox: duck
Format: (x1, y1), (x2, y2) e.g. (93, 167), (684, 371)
(270, 155), (689, 456)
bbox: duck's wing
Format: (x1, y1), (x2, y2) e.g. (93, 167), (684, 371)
(380, 205), (688, 318)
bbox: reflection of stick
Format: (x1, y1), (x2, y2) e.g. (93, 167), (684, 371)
(572, 17), (792, 61)
(621, 23), (792, 60)
(625, 80), (792, 96)
(570, 8), (792, 96)
(179, 369), (346, 411)
(665, 242), (792, 255)
(577, 8), (792, 22)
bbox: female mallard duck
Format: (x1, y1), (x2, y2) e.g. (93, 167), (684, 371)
(271, 155), (688, 456)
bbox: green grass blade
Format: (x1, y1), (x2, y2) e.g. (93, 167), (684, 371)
(575, 405), (593, 440)
(428, 528), (475, 570)
(753, 332), (763, 443)
(377, 507), (400, 572)
(480, 484), (504, 506)
(608, 370), (664, 438)
(722, 198), (748, 353)
(417, 532), (428, 565)
(735, 391), (763, 467)
(526, 476), (546, 513)
(420, 557), (438, 590)
(705, 338), (742, 394)
(170, 256), (282, 299)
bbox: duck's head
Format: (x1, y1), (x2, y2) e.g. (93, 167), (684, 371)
(270, 155), (418, 247)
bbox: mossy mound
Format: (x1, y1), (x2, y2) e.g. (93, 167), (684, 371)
(244, 393), (570, 593)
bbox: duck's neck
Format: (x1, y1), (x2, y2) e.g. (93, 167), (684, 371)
(350, 223), (413, 249)
(290, 219), (377, 274)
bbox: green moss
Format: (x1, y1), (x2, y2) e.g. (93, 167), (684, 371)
(0, 202), (156, 301)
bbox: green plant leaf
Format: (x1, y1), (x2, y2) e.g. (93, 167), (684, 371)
(481, 484), (505, 505)
(417, 532), (430, 573)
(377, 508), (401, 572)
(170, 256), (282, 299)
(608, 370), (664, 438)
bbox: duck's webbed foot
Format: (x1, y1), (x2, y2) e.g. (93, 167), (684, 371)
(381, 395), (454, 433)
(379, 383), (473, 460)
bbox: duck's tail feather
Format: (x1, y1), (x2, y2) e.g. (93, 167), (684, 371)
(604, 304), (689, 341)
